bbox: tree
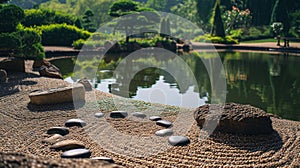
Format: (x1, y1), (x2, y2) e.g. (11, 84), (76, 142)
(211, 0), (225, 37)
(82, 9), (96, 32)
(270, 0), (290, 35)
(108, 0), (139, 17)
(0, 4), (25, 33)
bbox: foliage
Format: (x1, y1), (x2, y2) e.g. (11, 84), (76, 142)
(82, 9), (96, 32)
(0, 32), (21, 50)
(9, 0), (49, 9)
(210, 0), (225, 37)
(194, 34), (238, 44)
(0, 4), (25, 33)
(33, 23), (91, 46)
(108, 0), (139, 17)
(0, 0), (9, 4)
(229, 26), (272, 41)
(171, 0), (198, 24)
(270, 0), (290, 35)
(223, 6), (252, 34)
(22, 8), (79, 27)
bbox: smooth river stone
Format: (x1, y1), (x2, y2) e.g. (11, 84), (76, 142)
(65, 119), (86, 127)
(61, 149), (91, 158)
(47, 127), (69, 136)
(94, 112), (105, 118)
(132, 112), (146, 118)
(110, 111), (128, 118)
(155, 129), (173, 136)
(50, 140), (85, 151)
(42, 134), (64, 144)
(91, 156), (115, 163)
(168, 136), (190, 146)
(156, 120), (172, 128)
(149, 116), (162, 121)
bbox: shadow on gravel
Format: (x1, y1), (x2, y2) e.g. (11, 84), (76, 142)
(27, 101), (85, 112)
(209, 130), (283, 152)
(0, 72), (40, 97)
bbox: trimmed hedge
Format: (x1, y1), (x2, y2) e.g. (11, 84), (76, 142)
(33, 24), (91, 46)
(194, 34), (238, 44)
(0, 4), (25, 33)
(22, 9), (79, 27)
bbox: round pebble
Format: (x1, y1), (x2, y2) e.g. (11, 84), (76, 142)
(91, 156), (115, 163)
(149, 116), (162, 121)
(155, 129), (173, 136)
(61, 149), (91, 158)
(156, 120), (172, 128)
(65, 119), (86, 127)
(50, 140), (85, 151)
(110, 111), (128, 118)
(168, 136), (190, 146)
(94, 112), (105, 118)
(132, 112), (146, 118)
(47, 127), (69, 136)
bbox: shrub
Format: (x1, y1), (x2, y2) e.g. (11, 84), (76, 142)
(0, 4), (25, 33)
(194, 34), (238, 44)
(22, 9), (79, 27)
(34, 24), (91, 46)
(0, 32), (21, 50)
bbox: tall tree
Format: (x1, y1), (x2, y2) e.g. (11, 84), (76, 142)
(211, 0), (225, 37)
(270, 0), (290, 35)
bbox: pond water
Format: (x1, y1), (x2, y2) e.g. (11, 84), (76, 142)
(51, 52), (300, 121)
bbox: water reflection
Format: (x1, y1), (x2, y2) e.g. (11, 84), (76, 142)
(51, 52), (300, 121)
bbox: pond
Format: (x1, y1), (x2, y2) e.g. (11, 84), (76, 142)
(50, 51), (300, 121)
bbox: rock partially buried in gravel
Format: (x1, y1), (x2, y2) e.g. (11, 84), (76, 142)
(42, 134), (64, 144)
(91, 157), (115, 163)
(94, 112), (105, 118)
(110, 111), (128, 118)
(168, 136), (190, 146)
(47, 127), (69, 136)
(194, 103), (274, 135)
(51, 140), (85, 151)
(149, 116), (162, 121)
(61, 149), (91, 158)
(65, 119), (86, 127)
(132, 112), (146, 118)
(77, 78), (93, 91)
(155, 129), (173, 136)
(156, 120), (172, 128)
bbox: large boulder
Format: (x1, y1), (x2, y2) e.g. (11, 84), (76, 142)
(29, 84), (85, 105)
(0, 69), (7, 83)
(39, 65), (63, 79)
(194, 103), (274, 135)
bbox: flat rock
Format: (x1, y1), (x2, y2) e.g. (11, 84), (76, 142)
(168, 136), (190, 146)
(149, 116), (162, 121)
(155, 129), (173, 136)
(61, 149), (91, 158)
(50, 140), (85, 151)
(94, 112), (105, 118)
(156, 120), (172, 128)
(132, 112), (146, 118)
(39, 65), (63, 79)
(65, 119), (86, 127)
(194, 103), (274, 135)
(91, 157), (114, 163)
(110, 111), (128, 118)
(29, 84), (85, 105)
(47, 127), (69, 136)
(42, 134), (64, 144)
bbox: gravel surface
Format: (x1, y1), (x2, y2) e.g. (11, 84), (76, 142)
(0, 71), (299, 167)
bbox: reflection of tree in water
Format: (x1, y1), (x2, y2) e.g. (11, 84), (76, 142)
(224, 52), (300, 121)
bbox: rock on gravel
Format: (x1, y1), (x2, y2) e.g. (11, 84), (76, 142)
(149, 116), (162, 121)
(61, 149), (91, 158)
(77, 78), (93, 91)
(194, 103), (274, 135)
(132, 112), (146, 118)
(50, 140), (85, 151)
(94, 112), (105, 118)
(42, 134), (64, 144)
(155, 129), (173, 136)
(156, 120), (172, 128)
(91, 157), (115, 163)
(168, 136), (190, 146)
(47, 127), (69, 136)
(65, 119), (87, 127)
(110, 111), (128, 118)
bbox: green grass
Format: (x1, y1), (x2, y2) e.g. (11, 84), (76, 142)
(240, 38), (277, 43)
